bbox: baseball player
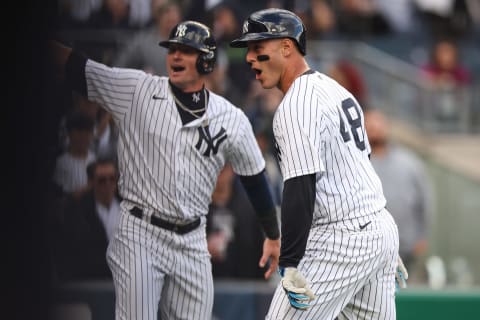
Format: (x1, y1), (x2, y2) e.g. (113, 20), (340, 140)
(51, 20), (280, 320)
(231, 8), (406, 319)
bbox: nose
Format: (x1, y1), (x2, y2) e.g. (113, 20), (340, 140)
(245, 49), (255, 65)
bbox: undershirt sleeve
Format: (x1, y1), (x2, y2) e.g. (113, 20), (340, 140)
(65, 50), (88, 96)
(239, 170), (280, 240)
(279, 173), (316, 268)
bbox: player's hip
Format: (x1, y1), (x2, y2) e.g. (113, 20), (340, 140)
(306, 208), (398, 254)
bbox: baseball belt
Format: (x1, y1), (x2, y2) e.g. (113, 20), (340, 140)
(129, 206), (201, 234)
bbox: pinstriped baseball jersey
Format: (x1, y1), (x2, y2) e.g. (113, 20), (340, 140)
(267, 70), (398, 320)
(85, 59), (265, 222)
(272, 71), (386, 225)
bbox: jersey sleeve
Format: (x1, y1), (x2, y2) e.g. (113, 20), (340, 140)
(228, 110), (265, 176)
(273, 91), (325, 181)
(85, 60), (145, 121)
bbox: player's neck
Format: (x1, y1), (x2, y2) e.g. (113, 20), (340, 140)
(279, 59), (310, 94)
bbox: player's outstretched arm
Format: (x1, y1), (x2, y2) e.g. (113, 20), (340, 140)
(49, 40), (72, 80)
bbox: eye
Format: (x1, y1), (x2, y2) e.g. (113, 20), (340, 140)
(253, 43), (263, 53)
(168, 45), (197, 55)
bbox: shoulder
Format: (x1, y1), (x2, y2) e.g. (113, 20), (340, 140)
(86, 59), (148, 79)
(208, 90), (246, 117)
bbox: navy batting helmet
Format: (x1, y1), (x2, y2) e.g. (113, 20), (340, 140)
(159, 21), (217, 74)
(230, 8), (306, 55)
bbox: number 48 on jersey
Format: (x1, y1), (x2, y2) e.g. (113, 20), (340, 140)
(339, 97), (366, 151)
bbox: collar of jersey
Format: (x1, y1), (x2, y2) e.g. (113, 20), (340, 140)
(181, 110), (209, 128)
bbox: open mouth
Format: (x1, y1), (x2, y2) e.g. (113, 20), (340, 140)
(172, 66), (185, 72)
(253, 68), (262, 75)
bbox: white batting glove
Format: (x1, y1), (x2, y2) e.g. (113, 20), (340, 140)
(395, 256), (409, 290)
(279, 267), (316, 310)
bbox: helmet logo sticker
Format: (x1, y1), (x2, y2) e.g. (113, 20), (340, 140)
(176, 24), (188, 38)
(243, 21), (249, 34)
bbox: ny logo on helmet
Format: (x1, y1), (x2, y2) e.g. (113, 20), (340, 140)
(195, 125), (228, 157)
(176, 24), (188, 37)
(242, 21), (249, 34)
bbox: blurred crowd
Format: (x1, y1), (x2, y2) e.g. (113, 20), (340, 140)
(47, 0), (479, 288)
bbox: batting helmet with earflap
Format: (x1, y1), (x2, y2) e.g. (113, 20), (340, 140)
(230, 8), (306, 55)
(159, 21), (217, 74)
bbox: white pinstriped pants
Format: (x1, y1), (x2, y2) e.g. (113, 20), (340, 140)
(266, 208), (399, 320)
(107, 209), (214, 320)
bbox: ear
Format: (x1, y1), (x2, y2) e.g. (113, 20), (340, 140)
(281, 39), (294, 56)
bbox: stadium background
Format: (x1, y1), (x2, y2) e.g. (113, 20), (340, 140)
(10, 0), (480, 319)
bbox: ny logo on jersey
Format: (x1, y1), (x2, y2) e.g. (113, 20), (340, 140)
(176, 24), (188, 37)
(192, 92), (200, 103)
(195, 125), (227, 156)
(274, 140), (282, 163)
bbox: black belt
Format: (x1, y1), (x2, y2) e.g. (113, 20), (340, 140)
(129, 207), (201, 235)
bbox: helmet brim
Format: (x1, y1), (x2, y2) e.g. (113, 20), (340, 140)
(230, 33), (285, 48)
(159, 39), (210, 53)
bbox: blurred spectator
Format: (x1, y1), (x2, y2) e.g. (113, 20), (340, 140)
(420, 38), (473, 122)
(243, 81), (284, 203)
(113, 0), (183, 75)
(207, 165), (268, 279)
(334, 0), (392, 38)
(374, 0), (417, 33)
(53, 157), (121, 282)
(58, 93), (118, 160)
(420, 38), (472, 88)
(183, 0), (267, 22)
(243, 81), (283, 128)
(89, 0), (153, 29)
(207, 165), (236, 270)
(57, 0), (103, 28)
(365, 109), (433, 283)
(85, 158), (122, 242)
(205, 47), (230, 96)
(283, 0), (337, 40)
(466, 0), (480, 30)
(52, 111), (96, 200)
(209, 1), (255, 106)
(306, 0), (337, 39)
(327, 59), (368, 107)
(183, 0), (216, 23)
(414, 0), (474, 39)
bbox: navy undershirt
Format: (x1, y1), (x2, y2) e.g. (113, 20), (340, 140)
(169, 80), (209, 125)
(239, 170), (280, 240)
(279, 173), (316, 268)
